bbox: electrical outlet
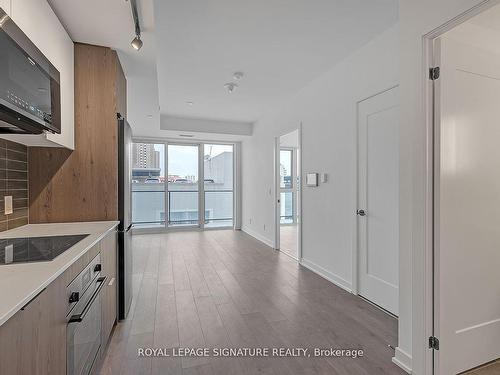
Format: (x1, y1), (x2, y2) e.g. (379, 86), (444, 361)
(4, 196), (13, 215)
(249, 218), (252, 225)
(263, 224), (266, 231)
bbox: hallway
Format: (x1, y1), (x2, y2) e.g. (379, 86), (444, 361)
(100, 230), (404, 375)
(279, 225), (298, 259)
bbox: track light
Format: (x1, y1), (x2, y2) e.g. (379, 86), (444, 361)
(131, 35), (143, 51)
(129, 0), (143, 51)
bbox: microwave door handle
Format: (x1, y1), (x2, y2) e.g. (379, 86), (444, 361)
(68, 276), (106, 324)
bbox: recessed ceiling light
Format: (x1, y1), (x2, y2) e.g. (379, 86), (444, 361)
(146, 114), (153, 118)
(224, 82), (238, 93)
(233, 71), (244, 80)
(186, 101), (194, 106)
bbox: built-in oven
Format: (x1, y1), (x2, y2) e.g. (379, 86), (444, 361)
(66, 254), (106, 375)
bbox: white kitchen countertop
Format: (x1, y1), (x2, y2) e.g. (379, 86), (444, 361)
(0, 221), (119, 327)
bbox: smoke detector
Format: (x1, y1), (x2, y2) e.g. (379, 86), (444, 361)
(224, 82), (238, 93)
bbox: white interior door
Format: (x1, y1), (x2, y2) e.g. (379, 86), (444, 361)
(357, 86), (399, 316)
(435, 36), (500, 375)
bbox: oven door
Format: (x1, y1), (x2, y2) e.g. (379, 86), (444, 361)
(67, 276), (106, 375)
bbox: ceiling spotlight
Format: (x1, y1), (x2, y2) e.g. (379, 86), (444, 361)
(224, 82), (238, 93)
(131, 35), (143, 50)
(129, 0), (143, 51)
(233, 71), (244, 80)
(186, 101), (194, 106)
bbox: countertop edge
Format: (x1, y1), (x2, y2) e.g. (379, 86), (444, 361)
(0, 221), (119, 327)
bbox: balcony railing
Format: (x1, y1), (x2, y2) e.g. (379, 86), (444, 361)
(280, 191), (294, 224)
(132, 186), (233, 228)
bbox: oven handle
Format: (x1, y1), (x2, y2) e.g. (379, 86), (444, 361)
(68, 276), (106, 324)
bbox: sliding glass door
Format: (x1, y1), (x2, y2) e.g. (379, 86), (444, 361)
(131, 143), (166, 228)
(131, 141), (235, 230)
(204, 144), (234, 228)
(167, 144), (199, 227)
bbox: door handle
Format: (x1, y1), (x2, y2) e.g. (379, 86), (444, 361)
(356, 209), (366, 217)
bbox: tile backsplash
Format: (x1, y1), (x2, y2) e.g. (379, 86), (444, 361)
(0, 140), (28, 232)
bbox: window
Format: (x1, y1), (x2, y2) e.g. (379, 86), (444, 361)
(280, 148), (295, 225)
(204, 144), (234, 228)
(131, 141), (235, 230)
(280, 149), (293, 189)
(167, 144), (199, 226)
(131, 143), (165, 228)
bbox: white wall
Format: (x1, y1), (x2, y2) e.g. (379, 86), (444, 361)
(241, 22), (404, 359)
(0, 0), (75, 149)
(127, 75), (161, 137)
(161, 116), (253, 137)
(279, 130), (299, 148)
(399, 1), (491, 374)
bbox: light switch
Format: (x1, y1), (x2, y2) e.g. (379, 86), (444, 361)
(4, 196), (12, 215)
(322, 173), (328, 183)
(306, 173), (319, 187)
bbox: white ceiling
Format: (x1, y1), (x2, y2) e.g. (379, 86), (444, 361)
(47, 0), (398, 136)
(48, 0), (156, 76)
(154, 0), (398, 123)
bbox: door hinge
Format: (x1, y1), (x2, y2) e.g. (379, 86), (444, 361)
(428, 336), (440, 350)
(429, 67), (440, 80)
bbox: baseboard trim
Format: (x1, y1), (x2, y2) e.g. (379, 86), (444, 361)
(241, 226), (275, 248)
(300, 258), (352, 293)
(392, 347), (412, 374)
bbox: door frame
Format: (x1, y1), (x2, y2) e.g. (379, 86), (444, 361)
(131, 137), (240, 233)
(274, 125), (303, 261)
(421, 1), (500, 373)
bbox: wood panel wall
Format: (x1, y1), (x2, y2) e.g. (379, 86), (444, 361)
(28, 43), (126, 223)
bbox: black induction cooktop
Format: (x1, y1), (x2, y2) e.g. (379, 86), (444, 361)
(0, 234), (90, 265)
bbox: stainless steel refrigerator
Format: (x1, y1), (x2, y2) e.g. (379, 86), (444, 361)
(118, 116), (133, 320)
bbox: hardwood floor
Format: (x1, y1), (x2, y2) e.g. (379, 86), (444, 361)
(279, 225), (298, 259)
(463, 360), (500, 375)
(100, 230), (404, 375)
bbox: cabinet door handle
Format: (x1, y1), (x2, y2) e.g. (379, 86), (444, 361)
(108, 277), (115, 286)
